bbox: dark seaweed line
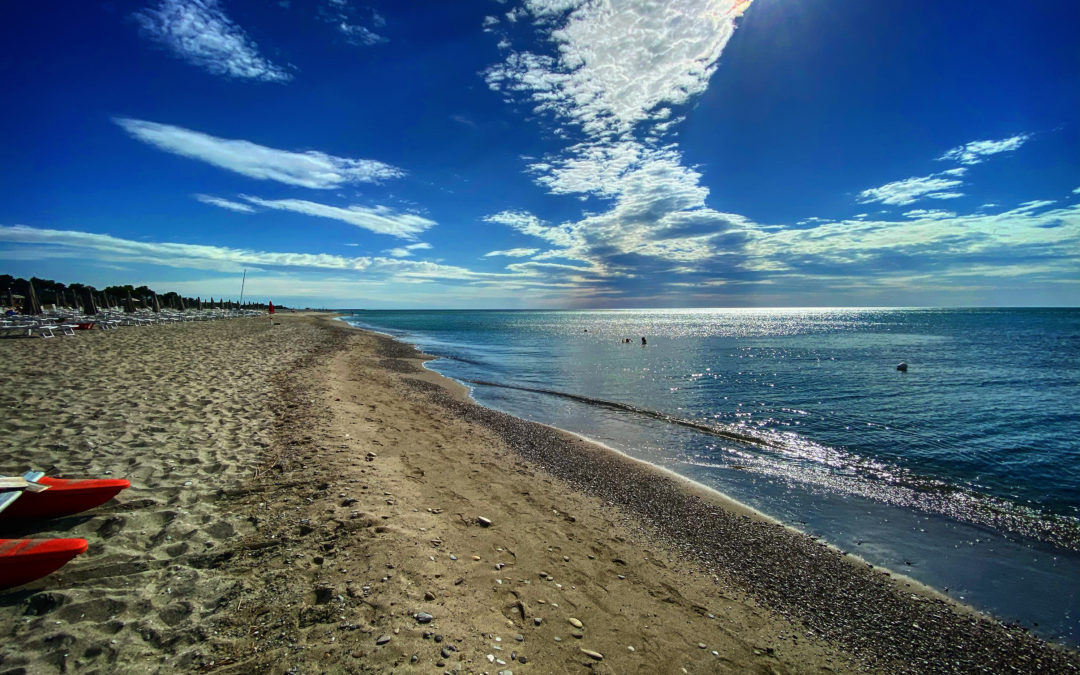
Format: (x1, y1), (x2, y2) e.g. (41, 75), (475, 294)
(463, 378), (779, 449)
(464, 379), (1080, 551)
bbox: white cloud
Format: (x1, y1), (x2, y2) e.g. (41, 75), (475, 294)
(338, 22), (386, 45)
(383, 242), (432, 258)
(484, 248), (540, 257)
(194, 194), (255, 213)
(937, 134), (1030, 165)
(483, 210), (576, 247)
(0, 225), (507, 284)
(747, 202), (1080, 271)
(240, 197), (434, 239)
(134, 0), (292, 82)
(902, 209), (956, 220)
(487, 0), (750, 138)
(1015, 199), (1056, 212)
(1073, 186), (1080, 194)
(116, 118), (403, 188)
(482, 1), (755, 281)
(857, 171), (966, 206)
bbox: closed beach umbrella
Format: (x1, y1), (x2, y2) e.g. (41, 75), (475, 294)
(6, 287), (13, 310)
(196, 296), (202, 310)
(178, 295), (186, 311)
(152, 293), (161, 313)
(25, 280), (42, 315)
(268, 300), (275, 315)
(84, 289), (98, 315)
(124, 289), (135, 313)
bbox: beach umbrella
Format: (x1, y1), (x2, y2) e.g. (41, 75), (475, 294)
(152, 293), (161, 313)
(196, 296), (202, 310)
(124, 289), (135, 313)
(179, 295), (186, 311)
(268, 300), (275, 315)
(6, 287), (13, 310)
(24, 280), (42, 315)
(84, 289), (98, 315)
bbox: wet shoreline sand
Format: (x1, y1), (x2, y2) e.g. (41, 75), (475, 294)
(1, 313), (1077, 673)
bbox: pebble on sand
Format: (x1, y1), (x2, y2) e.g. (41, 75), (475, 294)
(568, 618), (583, 629)
(414, 612), (434, 624)
(580, 648), (604, 661)
(375, 635), (391, 645)
(477, 516), (493, 527)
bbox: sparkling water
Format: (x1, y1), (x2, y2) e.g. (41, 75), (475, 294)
(342, 307), (1080, 644)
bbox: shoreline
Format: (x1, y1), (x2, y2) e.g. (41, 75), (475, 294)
(364, 318), (1023, 620)
(334, 317), (1079, 671)
(0, 313), (1076, 673)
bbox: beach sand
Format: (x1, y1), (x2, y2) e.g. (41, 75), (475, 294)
(1, 314), (1077, 673)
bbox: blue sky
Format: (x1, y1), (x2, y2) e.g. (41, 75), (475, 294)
(1, 0), (1078, 308)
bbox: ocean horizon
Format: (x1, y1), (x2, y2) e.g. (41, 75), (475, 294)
(342, 306), (1080, 646)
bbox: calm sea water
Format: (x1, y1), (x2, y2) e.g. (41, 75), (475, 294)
(342, 308), (1080, 644)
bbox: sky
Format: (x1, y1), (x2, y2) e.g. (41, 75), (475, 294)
(1, 0), (1078, 308)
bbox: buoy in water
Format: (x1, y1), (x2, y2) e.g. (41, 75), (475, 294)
(896, 362), (908, 372)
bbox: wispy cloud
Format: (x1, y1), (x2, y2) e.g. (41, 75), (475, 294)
(239, 197), (434, 239)
(484, 247), (539, 257)
(337, 22), (385, 45)
(748, 202), (1080, 280)
(857, 170), (966, 206)
(483, 211), (576, 248)
(116, 118), (403, 188)
(319, 0), (387, 46)
(937, 134), (1030, 165)
(902, 208), (956, 220)
(134, 0), (292, 82)
(383, 242), (432, 258)
(194, 194), (255, 213)
(0, 225), (497, 283)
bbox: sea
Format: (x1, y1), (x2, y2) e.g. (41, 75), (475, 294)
(340, 307), (1080, 646)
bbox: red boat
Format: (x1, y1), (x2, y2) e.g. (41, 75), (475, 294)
(0, 538), (89, 589)
(0, 474), (130, 521)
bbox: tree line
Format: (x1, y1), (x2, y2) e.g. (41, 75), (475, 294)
(1, 274), (282, 313)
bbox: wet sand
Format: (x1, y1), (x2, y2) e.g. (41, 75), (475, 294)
(0, 313), (1077, 673)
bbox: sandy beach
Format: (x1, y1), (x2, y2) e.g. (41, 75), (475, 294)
(1, 313), (1077, 674)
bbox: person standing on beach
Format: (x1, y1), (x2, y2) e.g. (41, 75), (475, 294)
(641, 336), (647, 346)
